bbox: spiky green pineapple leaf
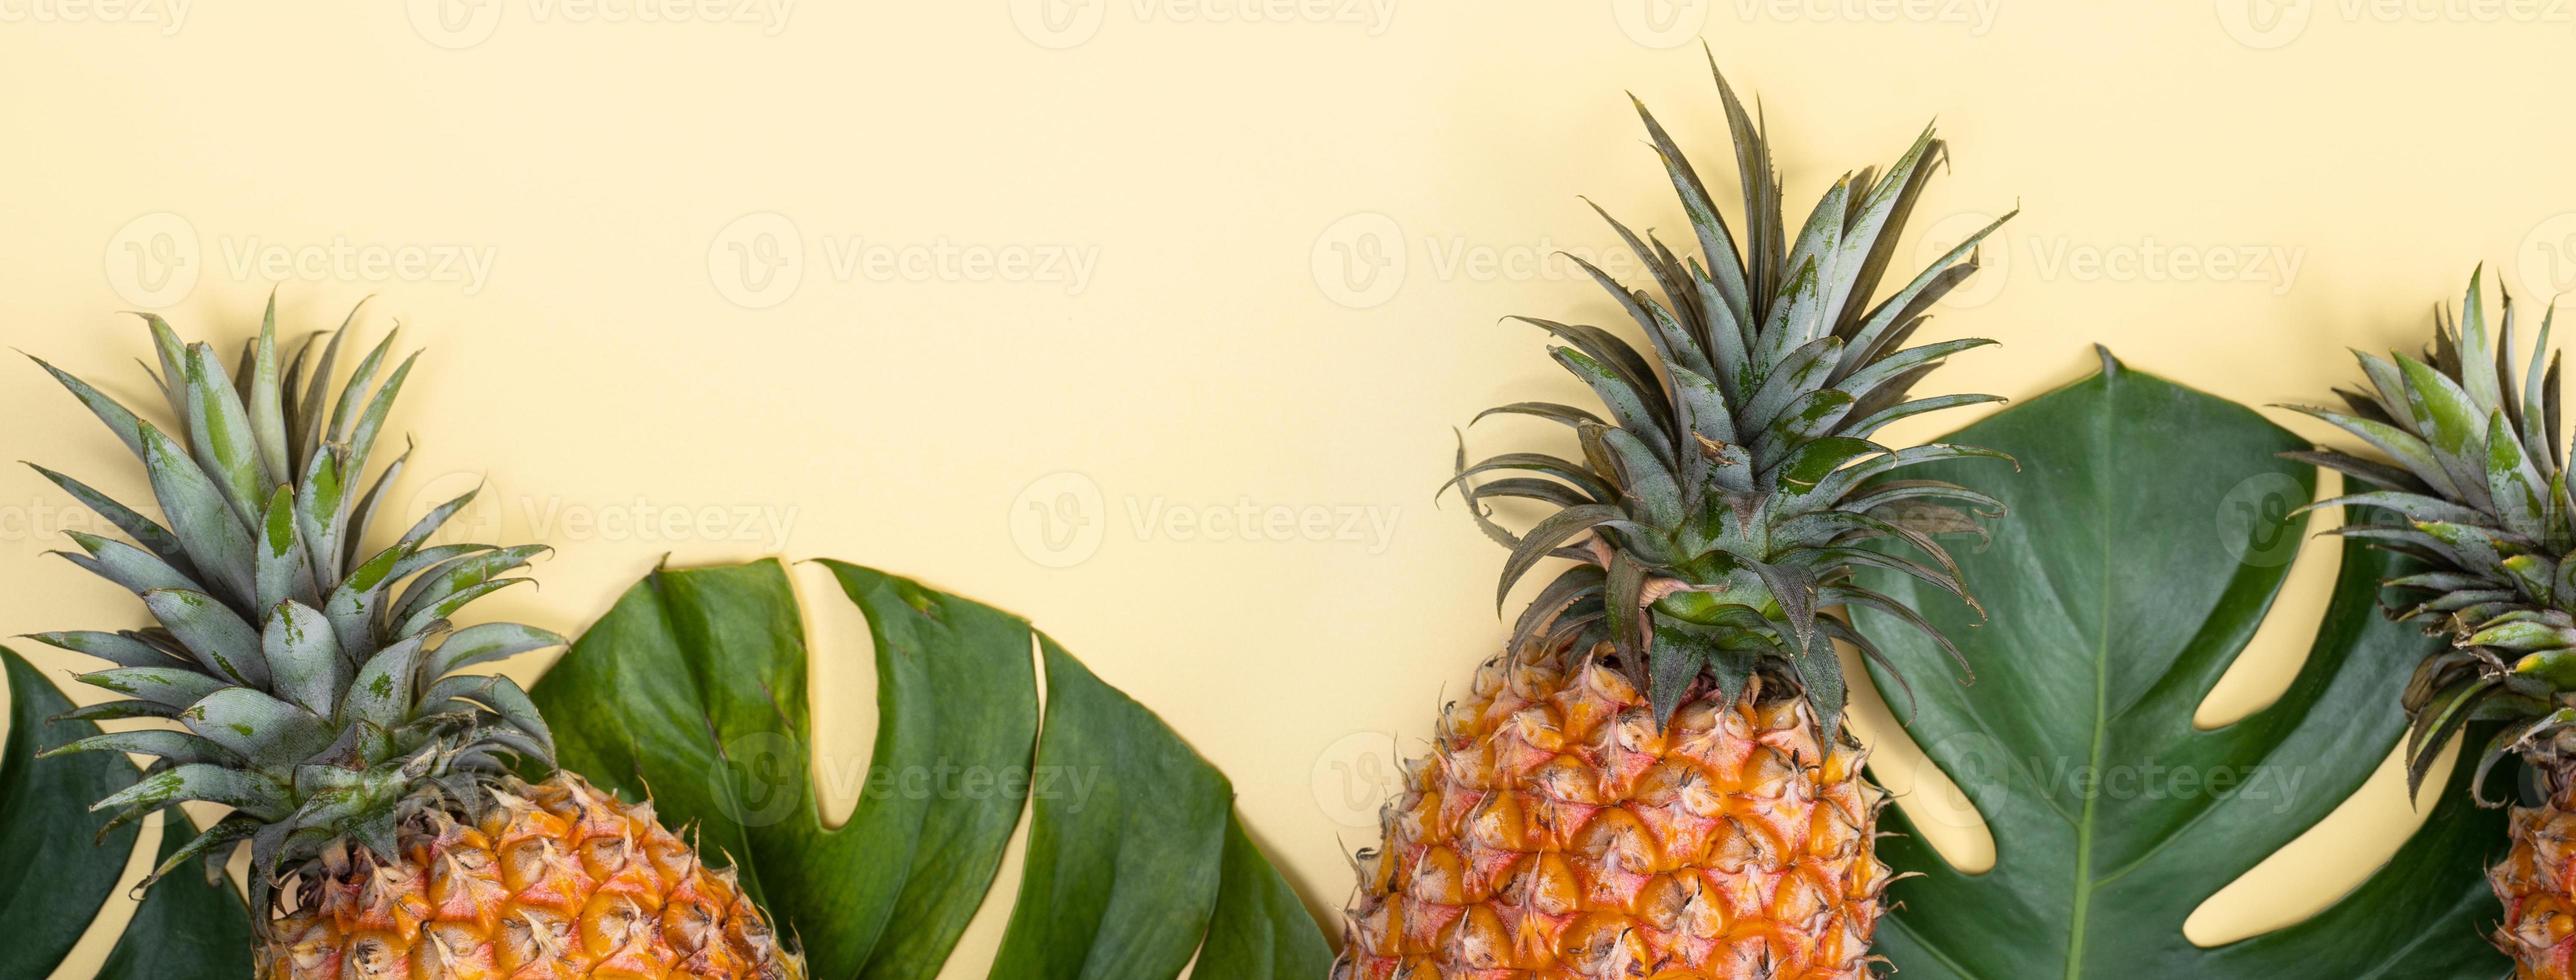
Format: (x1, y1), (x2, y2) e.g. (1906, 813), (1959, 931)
(530, 558), (1328, 980)
(0, 648), (253, 979)
(1859, 353), (2508, 978)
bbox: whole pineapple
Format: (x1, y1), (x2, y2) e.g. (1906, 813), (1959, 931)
(29, 299), (802, 979)
(1335, 59), (2009, 978)
(2290, 270), (2576, 978)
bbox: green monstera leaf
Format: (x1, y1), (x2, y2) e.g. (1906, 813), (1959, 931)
(1859, 351), (2509, 977)
(0, 648), (254, 979)
(529, 558), (1331, 980)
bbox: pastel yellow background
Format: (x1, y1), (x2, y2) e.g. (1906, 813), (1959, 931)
(0, 1), (2567, 975)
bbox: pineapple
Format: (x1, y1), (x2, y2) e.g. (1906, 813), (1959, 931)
(27, 299), (802, 978)
(2290, 270), (2576, 978)
(1335, 59), (2009, 978)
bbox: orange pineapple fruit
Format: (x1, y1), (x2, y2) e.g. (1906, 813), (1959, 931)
(28, 301), (801, 978)
(1342, 666), (1885, 977)
(263, 774), (796, 978)
(1336, 57), (2008, 978)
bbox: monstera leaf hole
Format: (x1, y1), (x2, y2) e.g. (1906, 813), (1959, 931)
(1849, 448), (2460, 942)
(2173, 465), (2466, 947)
(788, 558), (891, 832)
(771, 559), (1033, 964)
(2185, 732), (2462, 945)
(785, 557), (1338, 971)
(1849, 351), (2507, 978)
(528, 557), (1333, 979)
(2191, 469), (2345, 730)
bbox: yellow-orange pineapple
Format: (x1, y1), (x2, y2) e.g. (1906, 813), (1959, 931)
(2294, 271), (2576, 979)
(29, 301), (801, 978)
(1342, 665), (1884, 977)
(263, 774), (797, 979)
(1337, 57), (2008, 977)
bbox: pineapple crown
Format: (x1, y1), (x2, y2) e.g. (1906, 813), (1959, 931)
(1450, 55), (2013, 744)
(2289, 268), (2576, 802)
(27, 297), (563, 912)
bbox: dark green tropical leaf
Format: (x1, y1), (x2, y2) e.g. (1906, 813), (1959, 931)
(988, 638), (1229, 977)
(95, 815), (254, 980)
(1198, 816), (1337, 978)
(530, 558), (1325, 980)
(1858, 352), (2509, 978)
(1, 648), (253, 979)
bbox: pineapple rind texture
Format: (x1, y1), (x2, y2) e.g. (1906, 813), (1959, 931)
(259, 772), (801, 980)
(1335, 663), (1882, 979)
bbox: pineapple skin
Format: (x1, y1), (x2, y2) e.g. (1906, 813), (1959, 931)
(1336, 658), (1885, 979)
(259, 772), (803, 980)
(2498, 773), (2576, 978)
